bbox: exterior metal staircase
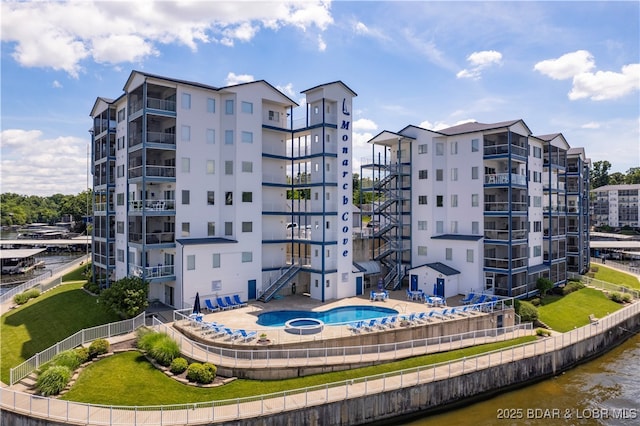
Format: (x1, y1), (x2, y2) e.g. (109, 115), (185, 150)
(258, 264), (301, 302)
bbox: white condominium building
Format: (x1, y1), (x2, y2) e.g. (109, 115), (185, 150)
(590, 184), (640, 230)
(90, 71), (359, 309)
(362, 119), (590, 299)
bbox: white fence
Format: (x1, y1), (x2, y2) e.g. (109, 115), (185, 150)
(9, 312), (146, 385)
(568, 272), (640, 299)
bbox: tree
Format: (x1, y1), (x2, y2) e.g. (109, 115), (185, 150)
(98, 276), (149, 318)
(536, 277), (554, 298)
(625, 167), (640, 184)
(608, 172), (625, 185)
(590, 160), (611, 189)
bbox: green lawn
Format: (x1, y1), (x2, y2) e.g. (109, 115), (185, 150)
(61, 336), (536, 405)
(537, 287), (623, 332)
(592, 265), (640, 290)
(1, 279), (119, 384)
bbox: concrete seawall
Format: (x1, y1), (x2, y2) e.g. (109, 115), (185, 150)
(2, 304), (639, 426)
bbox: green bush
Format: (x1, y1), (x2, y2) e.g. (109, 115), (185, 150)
(149, 336), (180, 366)
(75, 347), (90, 364)
(530, 298), (541, 306)
(517, 301), (539, 322)
(622, 293), (632, 303)
(169, 357), (188, 374)
(562, 281), (584, 296)
(88, 338), (110, 358)
(51, 350), (83, 371)
(36, 365), (71, 396)
(609, 292), (624, 303)
(83, 281), (100, 295)
(203, 362), (217, 380)
(186, 362), (214, 384)
(13, 289), (40, 305)
(136, 328), (165, 352)
(536, 328), (551, 337)
(186, 363), (204, 382)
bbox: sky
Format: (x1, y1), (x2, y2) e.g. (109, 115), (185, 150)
(1, 0), (639, 196)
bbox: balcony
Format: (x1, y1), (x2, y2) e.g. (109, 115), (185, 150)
(129, 199), (175, 213)
(483, 144), (527, 157)
(484, 201), (527, 212)
(129, 232), (175, 245)
(484, 173), (526, 186)
(130, 263), (175, 279)
(484, 229), (527, 240)
(130, 97), (177, 116)
(129, 165), (176, 179)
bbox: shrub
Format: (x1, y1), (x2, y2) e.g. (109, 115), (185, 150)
(83, 281), (100, 295)
(169, 357), (188, 374)
(36, 365), (71, 396)
(203, 362), (217, 380)
(609, 292), (624, 303)
(75, 347), (90, 364)
(51, 350), (83, 371)
(536, 277), (554, 297)
(530, 298), (541, 306)
(186, 362), (215, 384)
(13, 289), (40, 305)
(518, 301), (539, 322)
(536, 328), (551, 337)
(136, 328), (165, 352)
(149, 336), (180, 366)
(622, 293), (632, 303)
(590, 266), (599, 273)
(562, 281), (584, 296)
(88, 338), (110, 358)
(186, 363), (204, 382)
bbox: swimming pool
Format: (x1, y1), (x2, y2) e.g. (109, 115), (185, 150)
(257, 305), (398, 327)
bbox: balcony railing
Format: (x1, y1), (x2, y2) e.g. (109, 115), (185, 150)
(129, 98), (176, 116)
(129, 232), (175, 245)
(147, 131), (176, 145)
(128, 165), (176, 179)
(484, 173), (526, 186)
(129, 263), (175, 279)
(484, 229), (527, 240)
(484, 201), (528, 212)
(483, 144), (527, 157)
(129, 199), (175, 212)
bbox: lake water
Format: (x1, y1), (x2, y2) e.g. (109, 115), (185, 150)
(397, 333), (640, 426)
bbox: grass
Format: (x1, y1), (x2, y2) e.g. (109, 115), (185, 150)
(537, 287), (622, 332)
(61, 335), (536, 405)
(592, 265), (640, 290)
(0, 277), (120, 384)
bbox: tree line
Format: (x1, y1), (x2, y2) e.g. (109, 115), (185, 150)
(1, 190), (92, 231)
(590, 162), (640, 189)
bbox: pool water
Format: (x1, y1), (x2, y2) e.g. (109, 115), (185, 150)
(257, 305), (398, 327)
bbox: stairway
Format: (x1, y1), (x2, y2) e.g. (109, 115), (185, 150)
(258, 264), (301, 303)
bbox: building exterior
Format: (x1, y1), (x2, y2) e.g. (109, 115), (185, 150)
(590, 184), (640, 230)
(361, 119), (590, 298)
(90, 71), (360, 309)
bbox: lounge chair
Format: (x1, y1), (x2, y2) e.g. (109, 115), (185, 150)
(364, 319), (379, 331)
(474, 294), (488, 305)
(377, 317), (390, 329)
(223, 328), (240, 340)
(347, 321), (364, 333)
(237, 329), (257, 342)
(425, 311), (437, 322)
(216, 297), (232, 310)
(204, 299), (219, 312)
(225, 295), (240, 309)
(401, 313), (417, 324)
(439, 309), (450, 319)
(406, 289), (413, 300)
(484, 296), (499, 312)
(415, 312), (428, 323)
(233, 294), (248, 307)
(460, 293), (475, 304)
(387, 316), (398, 327)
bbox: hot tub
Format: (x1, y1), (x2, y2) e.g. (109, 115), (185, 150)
(284, 318), (324, 335)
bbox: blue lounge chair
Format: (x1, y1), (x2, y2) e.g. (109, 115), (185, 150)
(217, 297), (232, 310)
(461, 293), (475, 304)
(223, 328), (240, 340)
(225, 295), (240, 309)
(401, 313), (417, 324)
(475, 294), (488, 305)
(364, 319), (379, 331)
(347, 321), (364, 333)
(387, 316), (398, 327)
(204, 299), (219, 312)
(484, 296), (499, 312)
(425, 311), (437, 322)
(415, 312), (428, 322)
(233, 294), (248, 307)
(377, 317), (390, 329)
(440, 309), (450, 319)
(406, 289), (413, 300)
(237, 329), (257, 342)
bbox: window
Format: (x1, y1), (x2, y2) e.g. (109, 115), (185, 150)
(472, 194), (479, 207)
(451, 194), (458, 207)
(472, 221), (479, 234)
(242, 252), (253, 263)
(225, 99), (234, 114)
(117, 193), (124, 205)
(436, 142), (444, 156)
(342, 272), (349, 283)
(181, 125), (190, 141)
(472, 166), (479, 180)
(182, 190), (190, 205)
(451, 141), (458, 155)
(268, 110), (280, 122)
(436, 169), (443, 181)
(241, 131), (253, 143)
(451, 168), (458, 181)
(450, 221), (458, 233)
(241, 101), (253, 114)
(117, 108), (125, 122)
(418, 195), (428, 205)
(418, 144), (428, 154)
(418, 246), (428, 256)
(534, 221), (542, 232)
(181, 157), (190, 173)
(467, 249), (474, 263)
(211, 280), (222, 291)
(242, 222), (253, 232)
(533, 146), (542, 158)
(182, 222), (190, 237)
(534, 245), (542, 257)
(436, 221), (444, 233)
(207, 191), (215, 205)
(212, 253), (220, 268)
(181, 93), (191, 109)
(207, 98), (215, 113)
(446, 248), (453, 260)
(241, 161), (253, 172)
(207, 222), (215, 236)
(186, 254), (195, 270)
(533, 196), (542, 207)
(117, 249), (124, 262)
(436, 195), (444, 207)
(224, 222), (232, 236)
(206, 129), (215, 144)
(116, 221), (124, 234)
(117, 164), (124, 177)
(117, 136), (125, 150)
(471, 138), (479, 152)
(418, 220), (428, 230)
(225, 161), (233, 175)
(206, 160), (215, 174)
(225, 192), (233, 205)
(225, 130), (234, 145)
(242, 192), (252, 202)
(418, 169), (428, 179)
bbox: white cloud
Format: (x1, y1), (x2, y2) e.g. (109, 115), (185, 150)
(52, 80), (62, 88)
(317, 34), (327, 52)
(534, 50), (595, 80)
(1, 1), (334, 76)
(419, 119), (476, 131)
(353, 118), (377, 132)
(457, 50), (503, 80)
(1, 129), (88, 196)
(569, 64), (640, 101)
(581, 122), (601, 129)
(352, 20), (387, 41)
(276, 83), (296, 99)
(225, 72), (255, 86)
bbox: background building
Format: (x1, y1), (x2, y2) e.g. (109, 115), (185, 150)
(590, 184), (640, 230)
(90, 71), (359, 309)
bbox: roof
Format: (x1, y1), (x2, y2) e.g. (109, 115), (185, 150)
(175, 237), (238, 246)
(425, 262), (460, 276)
(436, 119), (527, 136)
(125, 70), (219, 92)
(0, 248), (46, 259)
(534, 133), (562, 142)
(367, 130), (416, 145)
(591, 241), (640, 249)
(353, 261), (381, 275)
(591, 184), (640, 192)
(301, 80), (357, 97)
(431, 234), (483, 241)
